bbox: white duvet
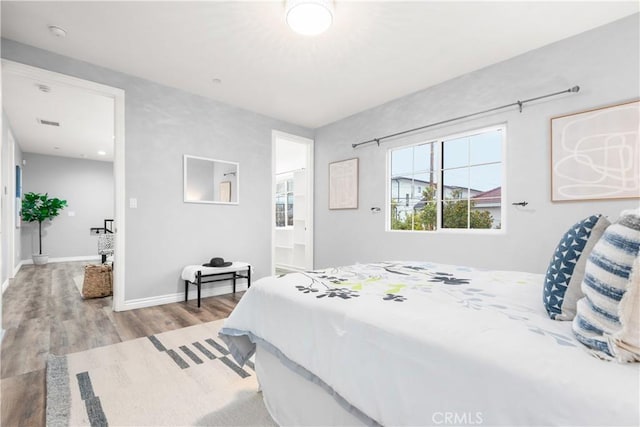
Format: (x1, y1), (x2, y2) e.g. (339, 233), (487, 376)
(220, 261), (639, 426)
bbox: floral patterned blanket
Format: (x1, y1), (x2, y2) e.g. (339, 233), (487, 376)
(220, 261), (639, 426)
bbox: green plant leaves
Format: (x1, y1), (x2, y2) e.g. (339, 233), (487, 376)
(21, 192), (68, 223)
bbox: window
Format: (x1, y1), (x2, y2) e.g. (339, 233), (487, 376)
(275, 175), (294, 227)
(389, 125), (504, 231)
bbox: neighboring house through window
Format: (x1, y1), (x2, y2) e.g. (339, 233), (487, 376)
(389, 125), (504, 231)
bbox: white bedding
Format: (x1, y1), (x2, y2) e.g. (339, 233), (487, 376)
(219, 261), (640, 426)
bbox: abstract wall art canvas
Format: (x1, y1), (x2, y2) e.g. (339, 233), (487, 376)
(551, 100), (639, 202)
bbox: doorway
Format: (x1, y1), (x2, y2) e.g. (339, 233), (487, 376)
(2, 60), (126, 311)
(271, 131), (313, 274)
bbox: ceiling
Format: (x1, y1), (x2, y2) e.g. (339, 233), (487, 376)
(1, 1), (638, 159)
(3, 71), (115, 161)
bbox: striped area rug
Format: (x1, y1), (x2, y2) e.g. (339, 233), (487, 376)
(46, 319), (276, 426)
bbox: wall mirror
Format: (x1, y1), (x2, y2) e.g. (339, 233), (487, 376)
(183, 155), (239, 204)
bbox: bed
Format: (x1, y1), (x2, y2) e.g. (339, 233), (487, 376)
(219, 261), (640, 426)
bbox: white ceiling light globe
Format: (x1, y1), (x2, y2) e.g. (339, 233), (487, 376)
(286, 0), (334, 36)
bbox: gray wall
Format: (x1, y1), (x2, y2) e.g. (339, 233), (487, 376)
(20, 153), (113, 259)
(314, 14), (640, 274)
(3, 14), (637, 304)
(1, 38), (311, 301)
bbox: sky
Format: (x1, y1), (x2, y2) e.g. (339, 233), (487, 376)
(390, 127), (503, 193)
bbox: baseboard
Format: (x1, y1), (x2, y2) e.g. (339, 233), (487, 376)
(13, 260), (24, 277)
(20, 255), (100, 265)
(121, 282), (249, 311)
(1, 279), (9, 295)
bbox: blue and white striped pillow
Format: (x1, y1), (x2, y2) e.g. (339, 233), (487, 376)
(572, 208), (640, 359)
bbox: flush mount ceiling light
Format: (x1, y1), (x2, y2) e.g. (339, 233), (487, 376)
(48, 25), (67, 38)
(286, 0), (334, 36)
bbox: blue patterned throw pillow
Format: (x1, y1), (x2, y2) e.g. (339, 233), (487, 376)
(543, 214), (610, 320)
(573, 208), (640, 360)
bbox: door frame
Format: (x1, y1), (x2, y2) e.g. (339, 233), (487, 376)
(7, 128), (16, 277)
(271, 130), (314, 275)
(2, 59), (127, 311)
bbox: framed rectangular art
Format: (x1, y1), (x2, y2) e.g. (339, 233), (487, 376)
(551, 100), (639, 202)
(329, 158), (359, 209)
(16, 164), (22, 197)
(219, 181), (231, 203)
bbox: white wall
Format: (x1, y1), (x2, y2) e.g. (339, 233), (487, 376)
(13, 140), (22, 269)
(20, 153), (114, 259)
(1, 110), (23, 341)
(276, 138), (307, 174)
(314, 14), (640, 273)
(1, 110), (22, 284)
(1, 112), (11, 285)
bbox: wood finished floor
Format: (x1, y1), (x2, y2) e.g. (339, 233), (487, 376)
(1, 261), (243, 427)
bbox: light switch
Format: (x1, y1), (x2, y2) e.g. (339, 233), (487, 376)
(129, 198), (137, 209)
(68, 211), (75, 217)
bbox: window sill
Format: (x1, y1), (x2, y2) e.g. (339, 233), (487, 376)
(386, 228), (506, 235)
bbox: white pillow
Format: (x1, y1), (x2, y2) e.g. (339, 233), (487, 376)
(610, 255), (640, 362)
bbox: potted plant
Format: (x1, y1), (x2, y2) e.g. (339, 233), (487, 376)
(21, 192), (67, 265)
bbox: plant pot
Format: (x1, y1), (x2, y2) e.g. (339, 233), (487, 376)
(32, 254), (49, 265)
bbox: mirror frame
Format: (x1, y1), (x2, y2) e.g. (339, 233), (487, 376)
(183, 154), (240, 205)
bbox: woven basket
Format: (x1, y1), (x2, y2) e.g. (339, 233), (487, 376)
(82, 264), (113, 299)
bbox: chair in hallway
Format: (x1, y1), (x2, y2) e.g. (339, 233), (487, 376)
(98, 233), (114, 264)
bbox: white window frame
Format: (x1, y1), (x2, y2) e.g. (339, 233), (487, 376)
(275, 173), (294, 228)
(386, 124), (506, 234)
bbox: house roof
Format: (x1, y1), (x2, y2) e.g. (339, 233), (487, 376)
(471, 187), (502, 204)
(410, 186), (501, 211)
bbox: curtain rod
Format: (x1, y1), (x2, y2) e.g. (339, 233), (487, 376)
(352, 85), (580, 149)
